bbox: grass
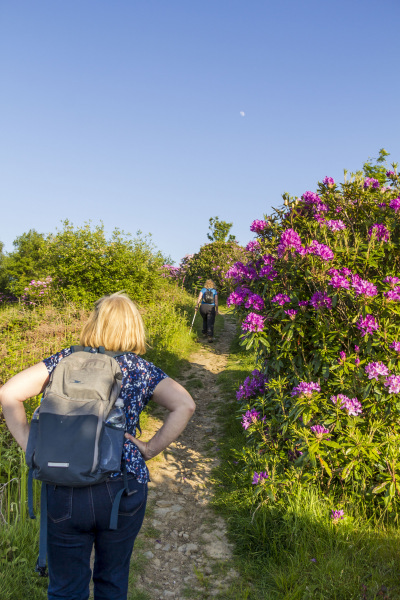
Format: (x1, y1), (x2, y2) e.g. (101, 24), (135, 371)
(210, 318), (400, 600)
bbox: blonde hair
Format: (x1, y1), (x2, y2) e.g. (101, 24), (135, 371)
(80, 292), (146, 354)
(205, 279), (216, 289)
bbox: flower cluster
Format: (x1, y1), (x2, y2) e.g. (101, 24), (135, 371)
(284, 309), (298, 319)
(368, 223), (390, 242)
(384, 276), (400, 287)
(309, 291), (332, 310)
(389, 341), (400, 352)
(357, 314), (379, 336)
(227, 287), (264, 311)
(291, 381), (320, 397)
(277, 229), (302, 257)
(241, 312), (264, 333)
(246, 240), (261, 252)
(384, 375), (400, 394)
(241, 409), (265, 430)
(322, 176), (335, 186)
(385, 288), (400, 301)
(389, 198), (400, 212)
(236, 369), (268, 401)
(306, 240), (334, 261)
(326, 219), (346, 231)
(252, 471), (268, 485)
(351, 275), (377, 297)
(331, 509), (344, 522)
(271, 293), (291, 305)
(365, 362), (389, 380)
(225, 262), (258, 283)
(310, 425), (329, 437)
(331, 394), (362, 416)
(250, 220), (268, 233)
(364, 177), (380, 188)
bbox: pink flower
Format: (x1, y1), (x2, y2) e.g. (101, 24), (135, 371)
(323, 176), (335, 186)
(389, 198), (400, 212)
(241, 313), (265, 333)
(364, 178), (380, 188)
(252, 471), (268, 485)
(309, 291), (332, 311)
(368, 224), (389, 242)
(271, 293), (291, 306)
(326, 219), (346, 232)
(291, 382), (320, 397)
(384, 375), (400, 394)
(365, 362), (390, 380)
(250, 220), (268, 233)
(389, 341), (400, 352)
(331, 509), (344, 522)
(357, 314), (379, 336)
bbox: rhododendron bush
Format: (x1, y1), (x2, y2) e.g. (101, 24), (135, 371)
(227, 164), (400, 508)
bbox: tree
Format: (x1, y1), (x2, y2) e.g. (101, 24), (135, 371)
(207, 217), (236, 242)
(1, 230), (47, 295)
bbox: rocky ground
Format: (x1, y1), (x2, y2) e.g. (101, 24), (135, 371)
(134, 314), (242, 600)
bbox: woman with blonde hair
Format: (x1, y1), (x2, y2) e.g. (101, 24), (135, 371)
(195, 279), (218, 342)
(0, 292), (195, 600)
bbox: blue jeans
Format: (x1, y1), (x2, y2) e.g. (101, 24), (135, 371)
(46, 476), (147, 600)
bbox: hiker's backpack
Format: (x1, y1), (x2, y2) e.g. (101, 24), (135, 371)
(26, 345), (132, 575)
(202, 288), (215, 304)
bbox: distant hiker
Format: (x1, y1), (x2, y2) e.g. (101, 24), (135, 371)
(196, 279), (218, 342)
(0, 292), (195, 600)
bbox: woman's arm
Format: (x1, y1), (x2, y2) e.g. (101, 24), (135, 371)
(124, 378), (195, 460)
(195, 291), (203, 310)
(0, 362), (50, 451)
(215, 293), (219, 314)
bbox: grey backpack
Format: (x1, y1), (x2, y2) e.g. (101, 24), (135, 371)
(26, 346), (132, 576)
(26, 346), (126, 487)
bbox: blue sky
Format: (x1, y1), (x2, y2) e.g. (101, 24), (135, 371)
(1, 1), (399, 264)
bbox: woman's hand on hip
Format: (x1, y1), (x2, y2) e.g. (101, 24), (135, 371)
(124, 433), (154, 461)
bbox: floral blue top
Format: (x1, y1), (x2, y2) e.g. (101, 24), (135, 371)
(43, 348), (168, 483)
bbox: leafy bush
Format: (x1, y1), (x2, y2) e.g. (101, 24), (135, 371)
(182, 240), (249, 295)
(1, 222), (168, 307)
(227, 160), (400, 511)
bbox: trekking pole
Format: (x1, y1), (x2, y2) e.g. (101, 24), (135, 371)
(189, 309), (197, 333)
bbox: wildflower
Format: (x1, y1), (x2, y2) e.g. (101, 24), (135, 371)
(368, 223), (390, 242)
(385, 288), (400, 302)
(284, 309), (298, 319)
(364, 178), (380, 188)
(355, 357), (360, 366)
(331, 509), (344, 522)
(302, 191), (322, 205)
(386, 170), (395, 177)
(331, 395), (362, 416)
(389, 341), (400, 352)
(339, 351), (346, 363)
(250, 220), (268, 234)
(241, 409), (265, 430)
(351, 274), (377, 297)
(365, 362), (390, 380)
(277, 228), (303, 257)
(271, 293), (291, 305)
(329, 273), (350, 290)
(384, 276), (400, 287)
(310, 425), (330, 437)
(389, 198), (400, 212)
(309, 291), (332, 310)
(323, 176), (335, 186)
(307, 240), (334, 261)
(241, 313), (265, 333)
(246, 240), (261, 252)
(326, 219), (346, 231)
(252, 471), (268, 485)
(236, 370), (268, 401)
(357, 314), (379, 336)
(384, 375), (400, 394)
(291, 381), (320, 397)
(262, 254), (276, 266)
(354, 345), (360, 353)
(259, 265), (278, 280)
(298, 300), (308, 306)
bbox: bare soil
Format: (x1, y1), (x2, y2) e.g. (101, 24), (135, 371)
(134, 315), (240, 599)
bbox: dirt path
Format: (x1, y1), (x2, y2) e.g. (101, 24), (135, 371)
(134, 314), (239, 600)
